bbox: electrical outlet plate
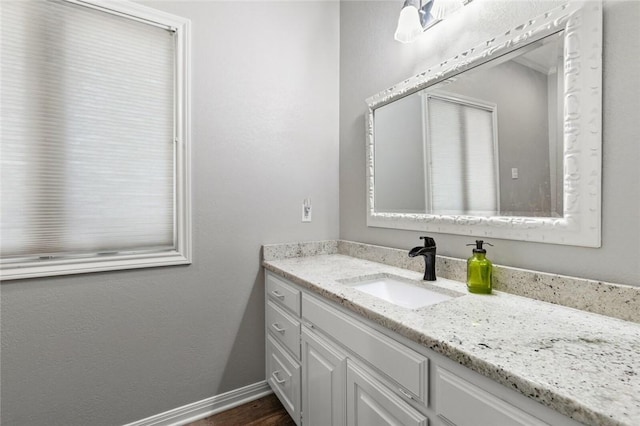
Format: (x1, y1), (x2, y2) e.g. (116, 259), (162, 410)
(302, 198), (312, 222)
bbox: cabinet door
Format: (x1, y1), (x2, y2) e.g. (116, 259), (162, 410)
(302, 326), (347, 426)
(346, 361), (428, 426)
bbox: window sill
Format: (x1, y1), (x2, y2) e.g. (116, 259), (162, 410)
(1, 251), (191, 281)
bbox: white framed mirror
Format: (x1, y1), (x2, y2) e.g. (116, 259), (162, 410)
(366, 0), (602, 247)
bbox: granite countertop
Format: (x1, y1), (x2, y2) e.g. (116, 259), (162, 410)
(263, 253), (640, 426)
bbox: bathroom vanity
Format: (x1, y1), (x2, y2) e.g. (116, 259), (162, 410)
(260, 2), (636, 424)
(263, 242), (639, 426)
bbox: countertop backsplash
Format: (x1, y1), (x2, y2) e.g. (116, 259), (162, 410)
(263, 239), (640, 323)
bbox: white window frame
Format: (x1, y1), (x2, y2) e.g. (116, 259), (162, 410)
(1, 0), (192, 280)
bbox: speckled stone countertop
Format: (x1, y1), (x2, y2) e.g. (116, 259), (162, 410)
(263, 253), (640, 426)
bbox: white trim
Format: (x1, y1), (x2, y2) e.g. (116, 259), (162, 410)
(171, 3), (192, 268)
(366, 1), (602, 247)
(62, 0), (187, 30)
(123, 381), (272, 426)
(0, 0), (192, 280)
(1, 252), (190, 281)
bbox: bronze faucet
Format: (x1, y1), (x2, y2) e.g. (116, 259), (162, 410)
(408, 236), (436, 281)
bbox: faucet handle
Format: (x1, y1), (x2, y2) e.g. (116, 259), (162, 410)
(419, 236), (436, 248)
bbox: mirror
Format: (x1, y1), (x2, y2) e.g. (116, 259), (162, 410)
(366, 1), (602, 247)
(375, 32), (564, 218)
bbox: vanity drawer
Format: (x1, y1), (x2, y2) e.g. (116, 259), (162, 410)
(266, 272), (301, 316)
(436, 367), (547, 426)
(302, 293), (428, 405)
(267, 299), (301, 359)
(267, 334), (301, 425)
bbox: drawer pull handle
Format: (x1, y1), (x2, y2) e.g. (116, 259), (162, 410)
(271, 323), (286, 333)
(271, 290), (285, 299)
(399, 388), (414, 400)
(272, 371), (286, 384)
(304, 322), (314, 329)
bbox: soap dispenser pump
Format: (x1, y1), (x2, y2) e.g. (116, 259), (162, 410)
(466, 240), (494, 294)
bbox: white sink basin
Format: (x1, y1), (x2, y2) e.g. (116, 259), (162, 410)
(340, 274), (458, 309)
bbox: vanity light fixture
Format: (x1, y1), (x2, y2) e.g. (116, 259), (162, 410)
(394, 0), (471, 43)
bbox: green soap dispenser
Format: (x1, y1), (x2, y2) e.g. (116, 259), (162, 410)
(466, 240), (494, 294)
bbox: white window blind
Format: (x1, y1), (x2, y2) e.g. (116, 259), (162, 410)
(1, 0), (191, 278)
(426, 94), (499, 215)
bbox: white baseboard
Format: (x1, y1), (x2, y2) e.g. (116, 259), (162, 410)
(124, 381), (272, 426)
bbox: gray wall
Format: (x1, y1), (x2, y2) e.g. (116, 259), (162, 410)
(339, 0), (640, 287)
(0, 1), (339, 425)
(375, 93), (426, 213)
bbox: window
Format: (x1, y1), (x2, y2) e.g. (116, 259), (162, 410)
(424, 92), (499, 216)
(0, 0), (191, 280)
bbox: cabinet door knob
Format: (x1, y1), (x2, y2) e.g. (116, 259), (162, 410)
(271, 323), (286, 333)
(272, 371), (286, 384)
(271, 290), (285, 299)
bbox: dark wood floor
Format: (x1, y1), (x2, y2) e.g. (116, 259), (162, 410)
(186, 393), (296, 426)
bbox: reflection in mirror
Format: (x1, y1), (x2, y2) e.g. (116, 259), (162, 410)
(374, 31), (564, 217)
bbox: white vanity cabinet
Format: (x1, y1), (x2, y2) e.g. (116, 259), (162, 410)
(265, 271), (581, 426)
(266, 270), (429, 426)
(265, 273), (302, 425)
